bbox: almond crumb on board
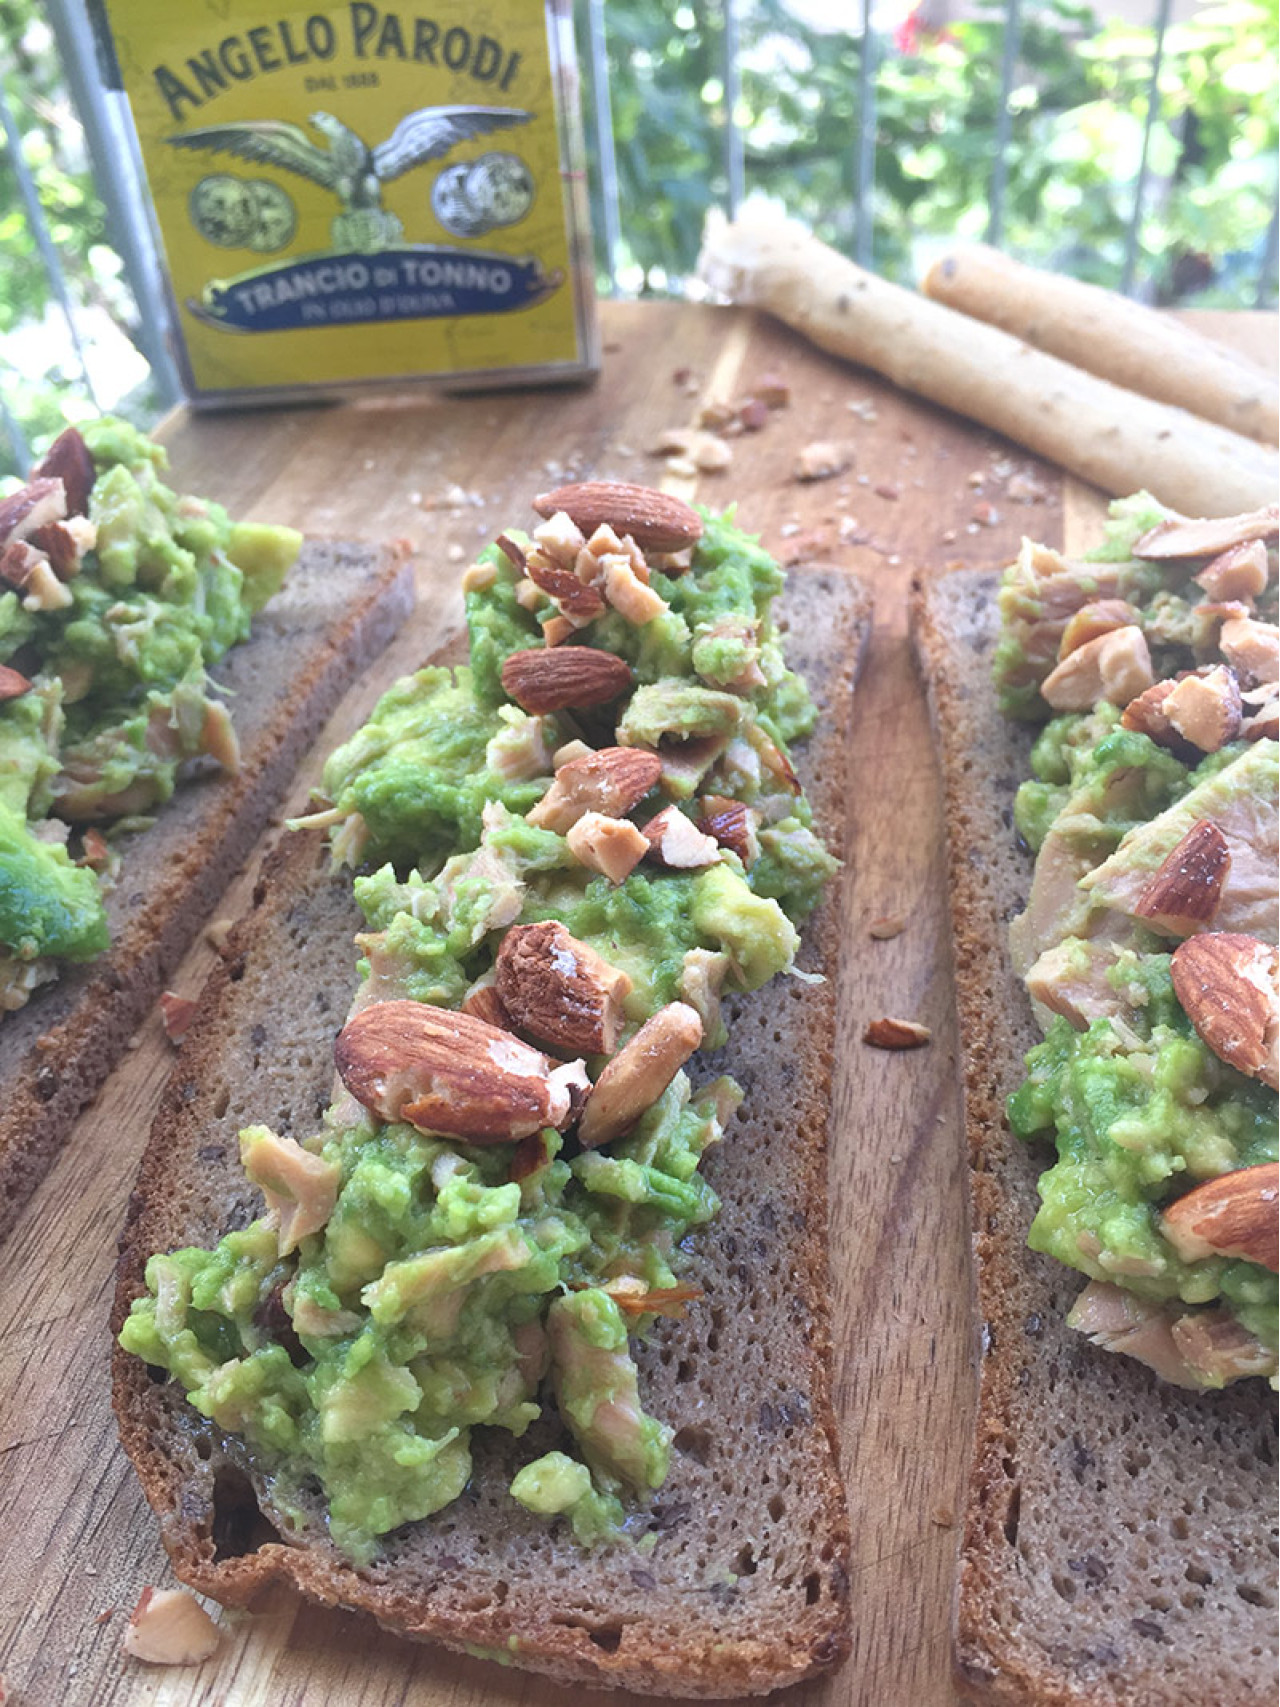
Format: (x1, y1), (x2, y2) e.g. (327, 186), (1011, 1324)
(159, 992), (198, 1046)
(122, 1587), (220, 1666)
(794, 441), (853, 482)
(863, 1016), (932, 1049)
(868, 914), (906, 940)
(205, 918), (235, 955)
(930, 1505), (955, 1528)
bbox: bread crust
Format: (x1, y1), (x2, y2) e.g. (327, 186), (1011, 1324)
(0, 539), (414, 1244)
(911, 570), (1278, 1707)
(110, 567), (870, 1697)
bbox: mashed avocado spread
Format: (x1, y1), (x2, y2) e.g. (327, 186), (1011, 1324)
(996, 495), (1278, 1388)
(119, 501), (838, 1558)
(0, 419), (299, 1012)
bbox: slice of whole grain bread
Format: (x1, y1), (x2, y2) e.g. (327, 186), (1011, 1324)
(110, 566), (870, 1697)
(0, 539), (414, 1244)
(912, 569), (1278, 1707)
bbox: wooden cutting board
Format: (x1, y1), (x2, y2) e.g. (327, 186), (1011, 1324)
(0, 301), (1272, 1707)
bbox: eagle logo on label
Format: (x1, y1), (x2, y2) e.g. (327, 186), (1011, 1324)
(169, 104), (532, 249)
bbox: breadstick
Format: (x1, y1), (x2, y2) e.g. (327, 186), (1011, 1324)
(922, 244), (1277, 446)
(697, 209), (1277, 518)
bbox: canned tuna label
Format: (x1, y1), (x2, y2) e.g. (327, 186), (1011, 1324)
(101, 1), (596, 402)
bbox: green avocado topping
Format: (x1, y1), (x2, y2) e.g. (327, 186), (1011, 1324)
(120, 506), (838, 1557)
(0, 417), (299, 1010)
(997, 494), (1278, 1388)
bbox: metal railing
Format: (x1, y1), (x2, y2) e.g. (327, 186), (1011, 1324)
(583, 0), (1280, 304)
(0, 0), (1276, 469)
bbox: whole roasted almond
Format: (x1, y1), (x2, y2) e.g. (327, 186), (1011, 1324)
(31, 426), (94, 515)
(1058, 599), (1140, 659)
(1133, 819), (1230, 936)
(334, 1000), (577, 1142)
(863, 1016), (932, 1050)
(641, 804), (720, 868)
(1171, 933), (1279, 1090)
(1132, 505), (1279, 561)
(0, 476), (66, 546)
(500, 646), (632, 712)
(528, 745), (662, 832)
(496, 920), (632, 1056)
(533, 481), (704, 554)
(696, 794), (759, 866)
(0, 664), (31, 702)
(1194, 539), (1269, 603)
(1161, 1162), (1279, 1272)
(577, 1001), (704, 1149)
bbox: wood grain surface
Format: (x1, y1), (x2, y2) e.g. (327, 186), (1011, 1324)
(0, 302), (1273, 1707)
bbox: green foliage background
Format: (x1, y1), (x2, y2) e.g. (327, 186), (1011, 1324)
(577, 0), (1278, 303)
(0, 0), (1276, 477)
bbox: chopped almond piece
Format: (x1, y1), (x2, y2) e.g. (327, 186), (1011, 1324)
(1058, 598), (1140, 659)
(679, 948), (731, 1043)
(1219, 616), (1279, 687)
(541, 614), (574, 647)
(793, 441), (853, 482)
(551, 739), (593, 769)
(641, 804), (721, 869)
(159, 991), (198, 1046)
(566, 812), (649, 883)
(863, 1016), (932, 1049)
(1132, 506), (1278, 562)
(0, 664), (31, 702)
(122, 1588), (220, 1666)
(1240, 691), (1279, 742)
(1162, 665), (1242, 753)
(1194, 539), (1269, 604)
(1040, 625), (1153, 712)
(461, 561), (497, 593)
(532, 509), (587, 568)
(696, 795), (760, 866)
(528, 746), (662, 832)
(601, 555), (669, 624)
(578, 1002), (704, 1149)
(868, 914), (906, 941)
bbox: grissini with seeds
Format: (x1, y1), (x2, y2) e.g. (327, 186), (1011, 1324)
(112, 483), (870, 1695)
(912, 496), (1277, 1705)
(697, 206), (1277, 516)
(921, 244), (1278, 446)
(0, 419), (414, 1242)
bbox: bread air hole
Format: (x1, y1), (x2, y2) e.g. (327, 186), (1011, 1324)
(211, 1464), (282, 1561)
